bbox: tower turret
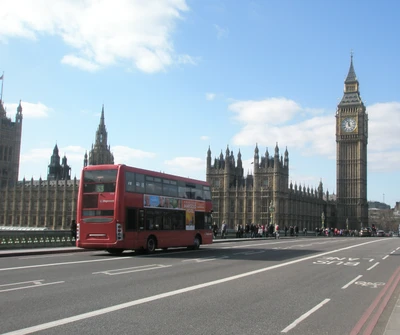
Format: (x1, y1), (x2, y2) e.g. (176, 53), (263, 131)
(318, 179), (323, 199)
(88, 105), (114, 165)
(253, 143), (259, 172)
(207, 146), (212, 170)
(284, 146), (289, 167)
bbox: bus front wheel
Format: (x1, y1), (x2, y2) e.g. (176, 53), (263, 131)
(147, 237), (157, 253)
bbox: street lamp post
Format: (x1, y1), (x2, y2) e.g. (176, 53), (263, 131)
(321, 211), (325, 230)
(269, 200), (275, 231)
(346, 218), (349, 231)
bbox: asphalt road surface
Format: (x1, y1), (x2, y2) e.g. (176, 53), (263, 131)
(1, 237), (399, 335)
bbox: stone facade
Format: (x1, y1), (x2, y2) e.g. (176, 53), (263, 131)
(1, 178), (78, 229)
(206, 144), (336, 230)
(0, 99), (23, 188)
(0, 105), (114, 228)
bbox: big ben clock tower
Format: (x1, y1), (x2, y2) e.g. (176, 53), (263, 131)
(336, 55), (368, 230)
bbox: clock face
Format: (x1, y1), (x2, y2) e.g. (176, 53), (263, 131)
(341, 117), (357, 132)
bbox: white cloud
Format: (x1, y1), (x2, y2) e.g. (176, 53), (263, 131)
(164, 156), (205, 179)
(177, 54), (198, 66)
(214, 24), (229, 39)
(5, 101), (52, 118)
(0, 0), (191, 73)
(229, 97), (302, 125)
(229, 98), (400, 173)
(200, 136), (210, 141)
(112, 146), (156, 163)
(206, 93), (216, 101)
(61, 55), (100, 72)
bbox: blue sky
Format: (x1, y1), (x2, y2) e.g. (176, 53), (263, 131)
(0, 0), (399, 207)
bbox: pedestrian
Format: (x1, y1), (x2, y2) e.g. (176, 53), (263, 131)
(221, 220), (227, 239)
(70, 219), (77, 244)
(212, 222), (218, 239)
(275, 224), (280, 239)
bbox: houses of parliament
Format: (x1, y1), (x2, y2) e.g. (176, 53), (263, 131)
(0, 57), (368, 230)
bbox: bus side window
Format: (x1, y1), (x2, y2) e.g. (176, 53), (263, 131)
(139, 210), (145, 230)
(195, 211), (205, 230)
(126, 208), (137, 231)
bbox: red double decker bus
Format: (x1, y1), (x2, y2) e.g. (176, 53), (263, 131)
(76, 164), (213, 254)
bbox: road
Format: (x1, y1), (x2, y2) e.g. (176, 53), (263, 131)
(0, 237), (399, 335)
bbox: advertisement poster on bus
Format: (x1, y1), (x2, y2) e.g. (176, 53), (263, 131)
(144, 195), (182, 209)
(182, 200), (205, 230)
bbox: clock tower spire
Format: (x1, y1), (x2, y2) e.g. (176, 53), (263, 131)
(336, 54), (368, 230)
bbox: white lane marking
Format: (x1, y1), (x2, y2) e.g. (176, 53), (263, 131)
(0, 257), (132, 272)
(2, 239), (384, 335)
(342, 275), (363, 289)
(396, 247), (400, 251)
(0, 280), (64, 293)
(93, 264), (171, 275)
(182, 256), (229, 263)
(233, 250), (265, 256)
(382, 255), (389, 260)
(367, 262), (379, 271)
(281, 298), (331, 333)
(222, 242), (283, 249)
(18, 254), (76, 260)
(355, 281), (385, 288)
(390, 251), (395, 254)
(0, 280), (46, 288)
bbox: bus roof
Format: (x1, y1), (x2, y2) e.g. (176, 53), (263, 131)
(82, 164), (210, 186)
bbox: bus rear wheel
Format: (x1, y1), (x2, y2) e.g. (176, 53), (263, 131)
(147, 237), (157, 254)
(193, 236), (201, 250)
(106, 248), (124, 255)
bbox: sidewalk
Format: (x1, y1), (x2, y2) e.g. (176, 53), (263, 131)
(384, 295), (400, 335)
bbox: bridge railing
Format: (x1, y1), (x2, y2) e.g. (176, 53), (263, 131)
(0, 228), (75, 249)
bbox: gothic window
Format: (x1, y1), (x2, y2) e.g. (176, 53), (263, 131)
(212, 200), (219, 212)
(100, 134), (103, 143)
(247, 199), (252, 213)
(238, 199), (243, 212)
(230, 199), (235, 212)
(262, 198), (268, 212)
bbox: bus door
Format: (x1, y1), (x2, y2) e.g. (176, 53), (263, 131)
(125, 208), (145, 249)
(135, 209), (147, 249)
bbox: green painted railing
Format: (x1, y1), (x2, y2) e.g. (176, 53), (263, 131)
(0, 230), (75, 249)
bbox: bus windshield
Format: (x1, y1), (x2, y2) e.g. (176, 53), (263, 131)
(83, 170), (117, 193)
